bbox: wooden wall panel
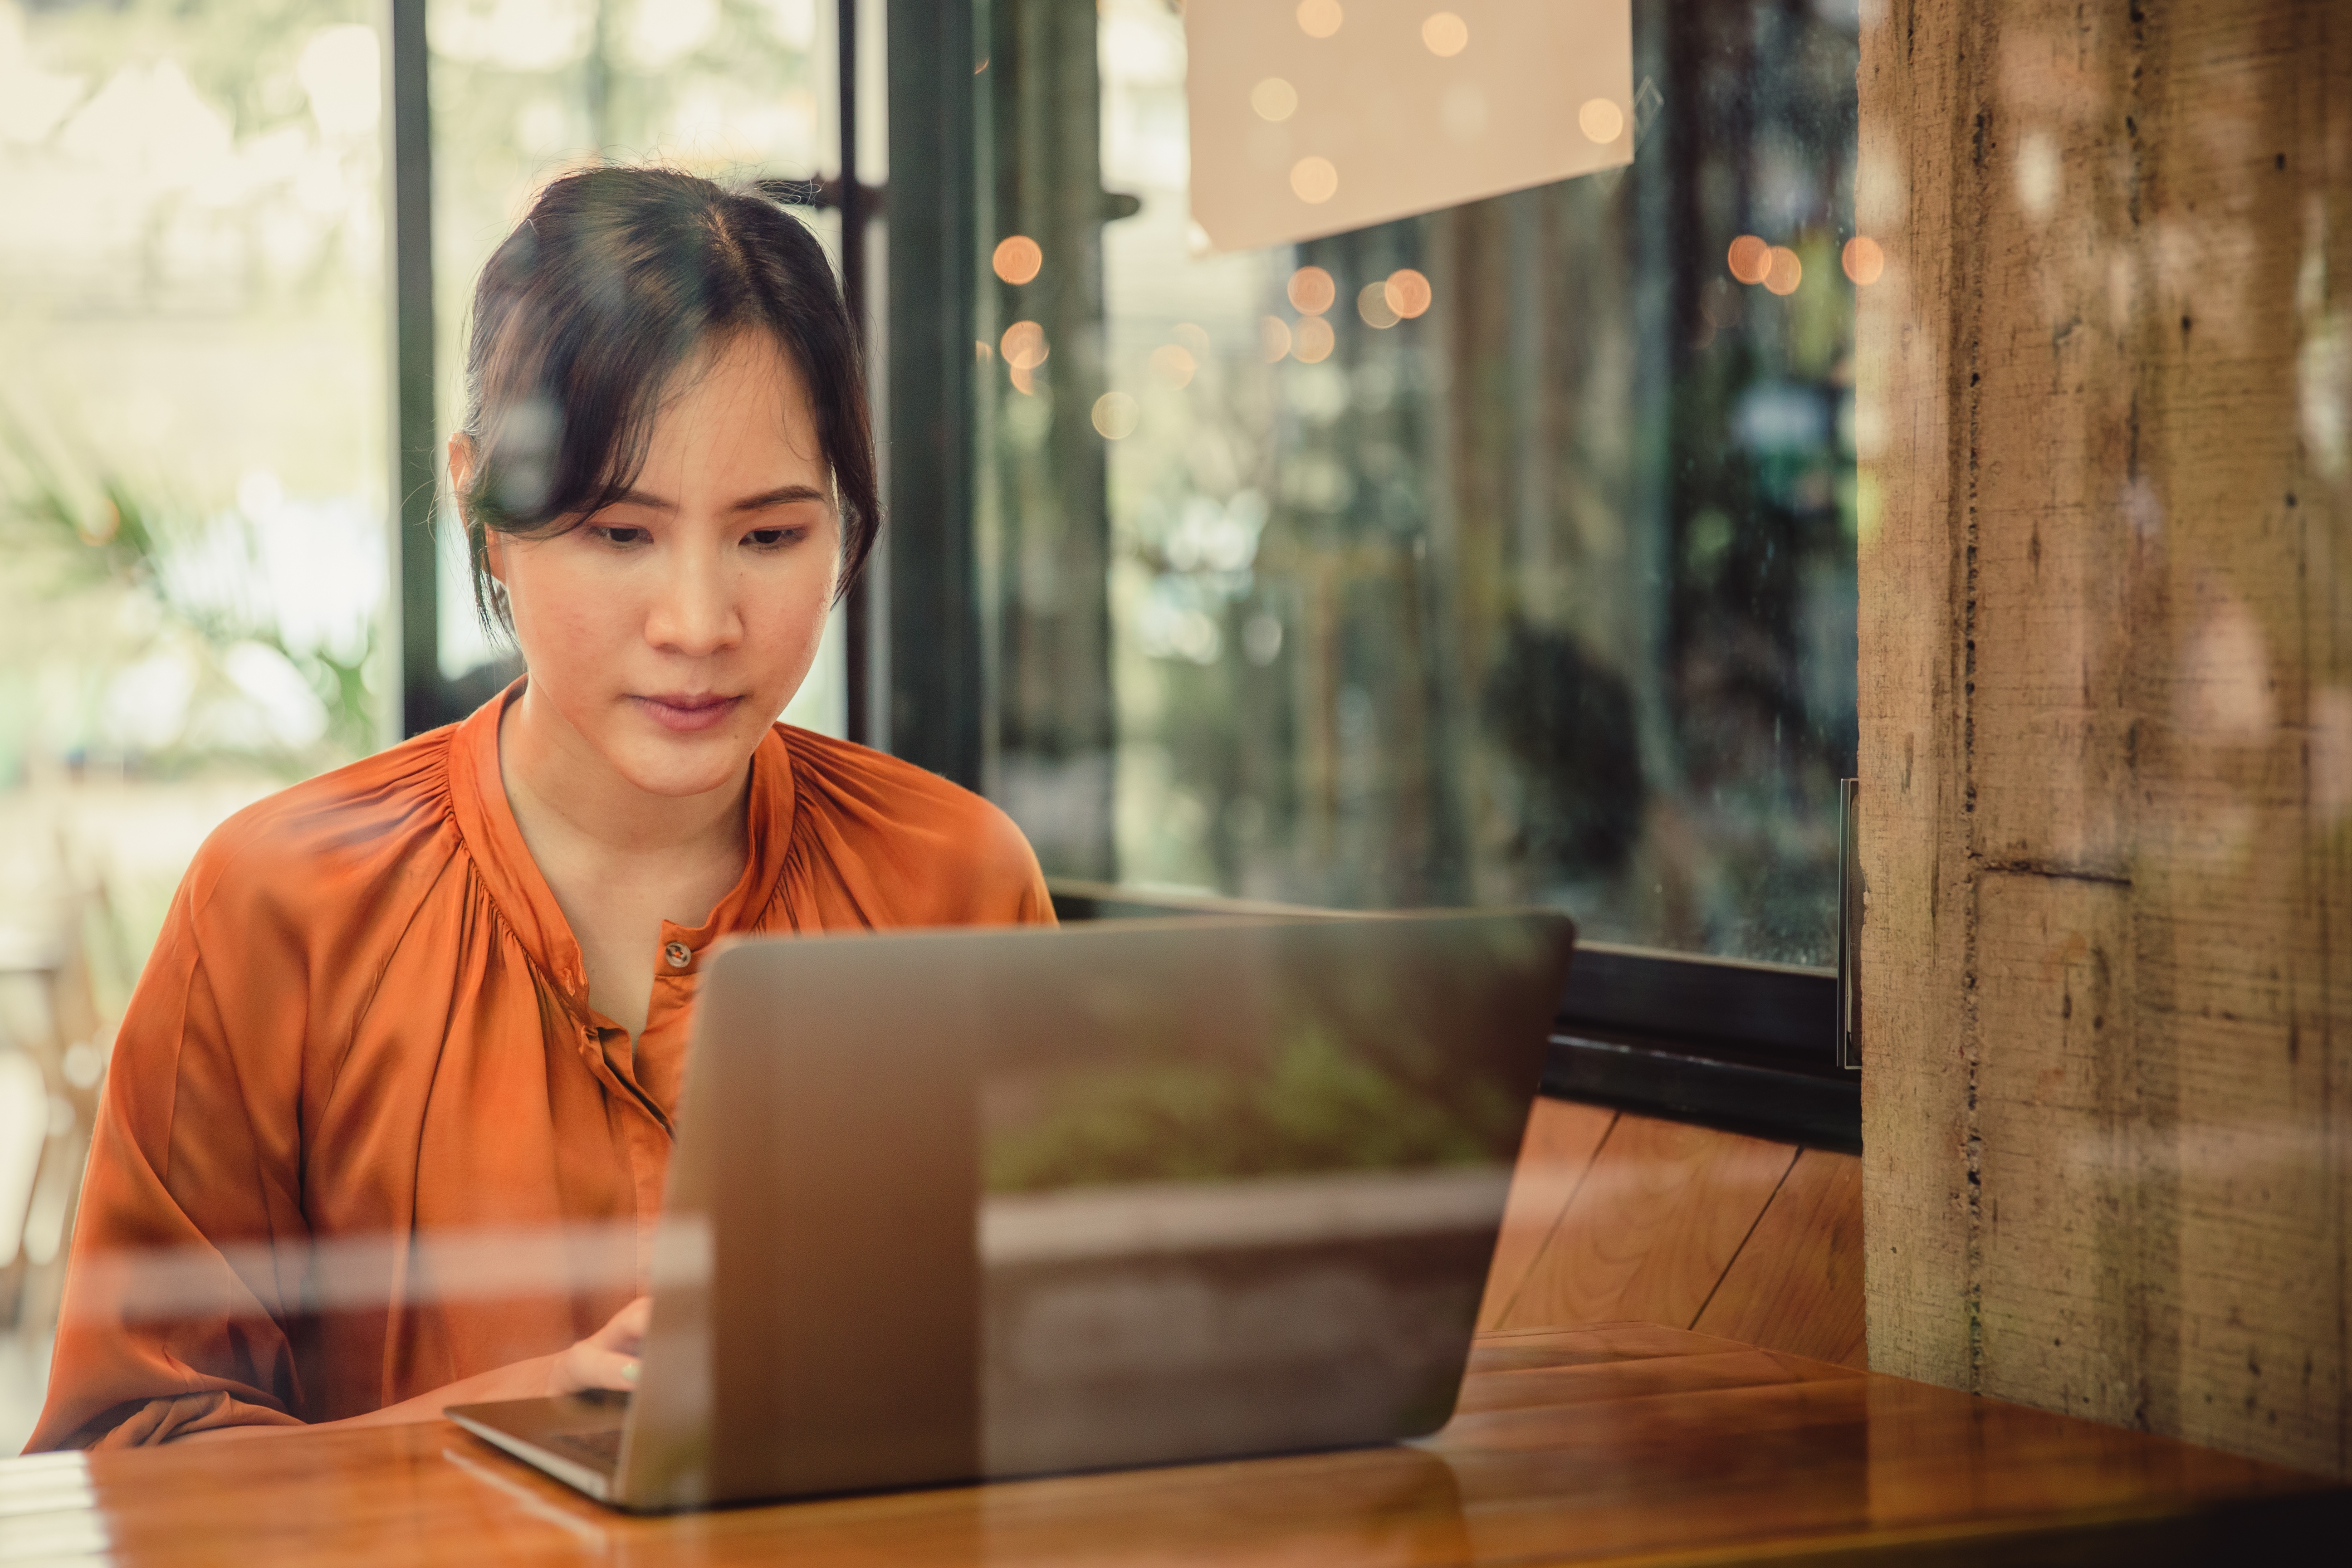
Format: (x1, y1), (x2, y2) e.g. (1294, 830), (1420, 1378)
(1691, 1148), (1867, 1370)
(1858, 0), (2352, 1476)
(1476, 1098), (1617, 1331)
(1495, 1113), (1797, 1334)
(1851, 0), (1974, 1401)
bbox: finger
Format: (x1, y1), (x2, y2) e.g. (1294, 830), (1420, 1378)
(594, 1297), (652, 1355)
(561, 1346), (642, 1394)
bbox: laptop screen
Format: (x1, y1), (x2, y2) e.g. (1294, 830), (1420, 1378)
(641, 911), (1571, 1500)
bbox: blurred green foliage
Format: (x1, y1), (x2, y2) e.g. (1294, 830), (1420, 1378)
(986, 1026), (1521, 1192)
(0, 422), (375, 782)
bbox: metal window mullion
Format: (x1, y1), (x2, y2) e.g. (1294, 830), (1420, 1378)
(386, 0), (439, 742)
(1837, 777), (1862, 1071)
(880, 0), (981, 786)
(837, 0), (875, 747)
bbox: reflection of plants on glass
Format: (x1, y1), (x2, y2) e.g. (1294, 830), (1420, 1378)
(982, 0), (1863, 964)
(986, 1025), (1522, 1192)
(0, 425), (376, 781)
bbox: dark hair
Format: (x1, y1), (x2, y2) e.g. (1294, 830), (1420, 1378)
(455, 166), (877, 635)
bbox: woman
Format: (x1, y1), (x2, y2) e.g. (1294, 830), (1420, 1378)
(29, 168), (1051, 1450)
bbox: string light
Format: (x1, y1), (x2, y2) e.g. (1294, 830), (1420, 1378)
(1150, 344), (1198, 386)
(992, 236), (1042, 286)
(1578, 98), (1624, 143)
(1842, 236), (1885, 285)
(1251, 78), (1298, 122)
(1091, 392), (1139, 439)
(1290, 156), (1338, 204)
(1001, 320), (1048, 369)
(1422, 12), (1467, 56)
(1384, 269), (1432, 319)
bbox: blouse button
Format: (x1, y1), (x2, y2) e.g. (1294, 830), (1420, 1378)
(663, 941), (693, 970)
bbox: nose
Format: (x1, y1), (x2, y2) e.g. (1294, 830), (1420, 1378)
(643, 540), (742, 658)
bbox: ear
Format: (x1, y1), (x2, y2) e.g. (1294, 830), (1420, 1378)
(446, 430), (476, 499)
(482, 528), (511, 592)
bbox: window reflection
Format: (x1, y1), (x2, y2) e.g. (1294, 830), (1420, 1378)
(0, 0), (386, 776)
(424, 0), (847, 733)
(980, 0), (1859, 965)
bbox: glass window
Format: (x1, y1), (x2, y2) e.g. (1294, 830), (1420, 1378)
(423, 0), (850, 733)
(0, 0), (389, 782)
(976, 0), (1860, 966)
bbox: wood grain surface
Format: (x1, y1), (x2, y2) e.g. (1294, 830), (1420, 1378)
(1495, 1112), (1797, 1333)
(1474, 1097), (1617, 1329)
(3, 1323), (2339, 1565)
(1856, 0), (2352, 1477)
(1693, 1148), (1867, 1368)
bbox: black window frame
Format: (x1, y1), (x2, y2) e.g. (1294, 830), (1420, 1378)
(386, 0), (1858, 1153)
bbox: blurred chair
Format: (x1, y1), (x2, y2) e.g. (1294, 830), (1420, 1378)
(0, 875), (117, 1335)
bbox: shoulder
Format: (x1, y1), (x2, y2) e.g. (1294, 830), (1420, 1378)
(106, 728), (467, 1125)
(180, 726), (462, 935)
(774, 724), (1051, 924)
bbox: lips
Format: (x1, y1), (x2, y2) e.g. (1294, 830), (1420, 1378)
(633, 693), (743, 734)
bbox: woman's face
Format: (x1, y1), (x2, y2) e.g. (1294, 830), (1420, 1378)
(472, 331), (840, 799)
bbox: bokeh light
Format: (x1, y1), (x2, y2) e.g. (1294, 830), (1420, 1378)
(1092, 391), (1139, 440)
(1150, 344), (1198, 386)
(1293, 316), (1335, 363)
(1727, 234), (1771, 285)
(1296, 0), (1343, 39)
(1287, 264), (1336, 315)
(1384, 269), (1432, 319)
(1841, 235), (1884, 285)
(1422, 12), (1468, 56)
(1578, 98), (1625, 145)
(1001, 319), (1049, 369)
(992, 235), (1042, 285)
(1290, 156), (1339, 204)
(1357, 282), (1399, 328)
(1251, 78), (1299, 122)
(1763, 245), (1803, 295)
(1261, 315), (1293, 362)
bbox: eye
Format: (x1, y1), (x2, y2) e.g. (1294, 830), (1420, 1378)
(592, 525), (650, 547)
(745, 526), (807, 549)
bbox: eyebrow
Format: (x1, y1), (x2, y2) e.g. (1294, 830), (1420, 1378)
(611, 484), (828, 514)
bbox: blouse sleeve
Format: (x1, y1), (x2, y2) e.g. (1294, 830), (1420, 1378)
(27, 874), (314, 1451)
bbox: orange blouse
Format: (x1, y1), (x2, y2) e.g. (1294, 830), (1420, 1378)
(29, 690), (1051, 1451)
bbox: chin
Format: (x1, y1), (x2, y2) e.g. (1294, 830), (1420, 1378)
(610, 713), (773, 798)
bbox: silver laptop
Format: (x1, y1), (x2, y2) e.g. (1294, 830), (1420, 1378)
(448, 911), (1575, 1512)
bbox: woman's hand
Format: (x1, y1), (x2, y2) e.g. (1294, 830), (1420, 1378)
(548, 1295), (650, 1396)
(177, 1295), (656, 1441)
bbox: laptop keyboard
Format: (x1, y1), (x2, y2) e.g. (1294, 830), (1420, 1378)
(549, 1427), (625, 1470)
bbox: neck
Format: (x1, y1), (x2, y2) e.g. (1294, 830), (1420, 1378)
(498, 681), (750, 866)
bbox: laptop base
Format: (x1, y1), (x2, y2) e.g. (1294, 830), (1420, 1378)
(445, 1395), (627, 1504)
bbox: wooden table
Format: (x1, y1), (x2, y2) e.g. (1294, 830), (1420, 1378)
(4, 1324), (2342, 1565)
